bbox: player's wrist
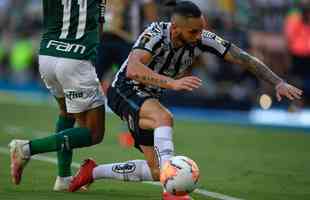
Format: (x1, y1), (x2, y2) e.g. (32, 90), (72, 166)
(275, 80), (286, 90)
(165, 80), (175, 90)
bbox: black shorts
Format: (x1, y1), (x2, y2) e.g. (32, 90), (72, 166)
(107, 85), (155, 152)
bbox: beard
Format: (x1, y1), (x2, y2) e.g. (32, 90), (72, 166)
(179, 33), (198, 47)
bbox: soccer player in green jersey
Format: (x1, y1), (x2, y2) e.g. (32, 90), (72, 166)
(9, 0), (107, 191)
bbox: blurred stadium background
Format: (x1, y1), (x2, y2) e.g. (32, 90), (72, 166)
(0, 0), (310, 200)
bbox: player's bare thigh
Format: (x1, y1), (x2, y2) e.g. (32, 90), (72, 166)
(140, 145), (160, 181)
(73, 105), (106, 144)
(54, 95), (105, 144)
(139, 99), (174, 130)
(54, 95), (105, 143)
(55, 97), (74, 118)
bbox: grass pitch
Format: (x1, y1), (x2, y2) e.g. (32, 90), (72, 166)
(0, 102), (309, 200)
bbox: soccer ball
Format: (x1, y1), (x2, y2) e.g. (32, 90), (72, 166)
(160, 156), (200, 196)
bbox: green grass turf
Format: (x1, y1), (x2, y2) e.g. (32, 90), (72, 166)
(0, 102), (310, 200)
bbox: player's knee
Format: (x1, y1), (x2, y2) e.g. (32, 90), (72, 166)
(91, 135), (103, 145)
(155, 111), (174, 127)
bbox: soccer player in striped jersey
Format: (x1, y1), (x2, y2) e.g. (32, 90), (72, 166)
(69, 1), (302, 199)
(9, 0), (107, 191)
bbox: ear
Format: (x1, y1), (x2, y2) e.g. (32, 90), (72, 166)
(171, 21), (177, 29)
(171, 21), (180, 34)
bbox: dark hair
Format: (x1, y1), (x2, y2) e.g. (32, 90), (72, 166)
(165, 1), (202, 18)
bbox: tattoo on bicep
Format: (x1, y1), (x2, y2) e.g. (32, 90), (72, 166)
(133, 74), (168, 86)
(228, 44), (282, 86)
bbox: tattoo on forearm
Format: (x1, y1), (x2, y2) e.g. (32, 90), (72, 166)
(133, 74), (168, 86)
(228, 44), (282, 86)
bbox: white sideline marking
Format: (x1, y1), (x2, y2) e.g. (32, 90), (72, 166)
(0, 147), (244, 200)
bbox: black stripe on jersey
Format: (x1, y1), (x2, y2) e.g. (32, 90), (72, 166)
(153, 38), (164, 53)
(156, 48), (166, 58)
(149, 48), (166, 70)
(189, 46), (195, 57)
(162, 23), (168, 30)
(159, 51), (174, 74)
(222, 42), (231, 57)
(172, 48), (186, 77)
(197, 41), (230, 58)
(149, 59), (157, 70)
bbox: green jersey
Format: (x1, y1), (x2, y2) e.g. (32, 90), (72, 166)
(39, 0), (99, 63)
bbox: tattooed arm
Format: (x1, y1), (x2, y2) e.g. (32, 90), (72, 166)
(224, 44), (303, 101)
(224, 44), (283, 86)
(127, 49), (174, 88)
(127, 49), (201, 91)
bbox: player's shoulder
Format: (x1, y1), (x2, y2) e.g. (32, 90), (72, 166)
(200, 29), (230, 46)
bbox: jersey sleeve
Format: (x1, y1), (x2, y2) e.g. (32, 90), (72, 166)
(197, 30), (231, 57)
(132, 22), (163, 55)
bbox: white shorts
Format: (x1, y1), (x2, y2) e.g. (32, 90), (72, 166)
(39, 55), (105, 113)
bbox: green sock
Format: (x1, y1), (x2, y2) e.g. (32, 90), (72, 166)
(29, 127), (93, 155)
(55, 116), (75, 177)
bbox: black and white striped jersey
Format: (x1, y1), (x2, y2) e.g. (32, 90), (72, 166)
(111, 22), (231, 98)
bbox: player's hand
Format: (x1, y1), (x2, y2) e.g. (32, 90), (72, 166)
(170, 76), (202, 91)
(275, 82), (303, 101)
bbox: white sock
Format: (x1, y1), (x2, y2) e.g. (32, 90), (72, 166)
(92, 160), (153, 182)
(57, 176), (72, 182)
(154, 126), (174, 168)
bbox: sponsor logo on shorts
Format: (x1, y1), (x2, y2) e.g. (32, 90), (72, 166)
(46, 40), (86, 54)
(112, 162), (136, 174)
(65, 91), (84, 100)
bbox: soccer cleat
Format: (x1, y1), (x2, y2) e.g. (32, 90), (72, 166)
(53, 176), (73, 191)
(68, 158), (97, 192)
(54, 176), (89, 192)
(162, 192), (193, 200)
(9, 139), (30, 185)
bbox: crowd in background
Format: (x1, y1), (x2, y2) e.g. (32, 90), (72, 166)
(0, 0), (309, 110)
